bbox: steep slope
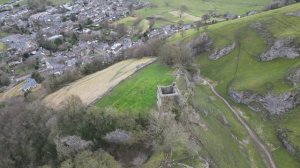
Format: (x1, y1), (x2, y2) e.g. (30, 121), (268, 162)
(171, 3), (300, 167)
(96, 63), (267, 167)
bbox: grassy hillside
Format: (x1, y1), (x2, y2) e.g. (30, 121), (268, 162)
(0, 0), (8, 4)
(96, 63), (174, 116)
(0, 42), (4, 51)
(187, 84), (266, 167)
(96, 61), (267, 167)
(169, 3), (300, 167)
(144, 82), (268, 167)
(135, 0), (272, 27)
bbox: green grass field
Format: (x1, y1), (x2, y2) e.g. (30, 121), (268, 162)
(0, 42), (5, 51)
(169, 3), (300, 95)
(190, 84), (266, 168)
(168, 3), (300, 167)
(135, 0), (272, 27)
(96, 63), (174, 116)
(0, 0), (9, 4)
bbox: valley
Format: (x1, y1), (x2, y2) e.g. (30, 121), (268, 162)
(0, 0), (300, 168)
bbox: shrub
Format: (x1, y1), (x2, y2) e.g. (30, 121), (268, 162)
(264, 0), (296, 11)
(0, 71), (10, 87)
(31, 71), (44, 83)
(27, 0), (52, 12)
(44, 69), (82, 92)
(125, 38), (164, 58)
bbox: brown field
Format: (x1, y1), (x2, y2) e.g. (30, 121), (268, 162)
(43, 57), (156, 107)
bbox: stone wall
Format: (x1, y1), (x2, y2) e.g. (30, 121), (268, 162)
(157, 83), (180, 112)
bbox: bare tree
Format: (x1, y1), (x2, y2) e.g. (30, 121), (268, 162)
(127, 3), (134, 15)
(202, 14), (211, 24)
(165, 0), (170, 7)
(27, 0), (52, 12)
(179, 5), (188, 18)
(125, 38), (164, 58)
(0, 71), (10, 87)
(194, 21), (202, 32)
(178, 20), (184, 28)
(158, 44), (181, 66)
(115, 23), (128, 38)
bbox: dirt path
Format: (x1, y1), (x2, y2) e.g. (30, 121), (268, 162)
(44, 58), (156, 107)
(202, 79), (277, 168)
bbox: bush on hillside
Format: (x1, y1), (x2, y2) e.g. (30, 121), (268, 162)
(125, 38), (164, 58)
(31, 71), (44, 83)
(0, 71), (10, 87)
(264, 0), (296, 11)
(44, 69), (82, 92)
(27, 0), (52, 12)
(187, 33), (213, 57)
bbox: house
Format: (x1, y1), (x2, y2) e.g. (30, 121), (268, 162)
(122, 38), (132, 49)
(21, 78), (38, 92)
(47, 34), (64, 42)
(1, 34), (38, 55)
(182, 24), (192, 30)
(45, 59), (65, 75)
(111, 42), (122, 55)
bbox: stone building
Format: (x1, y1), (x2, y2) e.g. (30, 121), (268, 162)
(157, 83), (180, 112)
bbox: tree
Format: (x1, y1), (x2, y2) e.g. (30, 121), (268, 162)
(62, 95), (85, 118)
(27, 0), (52, 12)
(158, 44), (181, 66)
(0, 71), (10, 87)
(65, 149), (121, 168)
(31, 71), (44, 83)
(202, 14), (211, 24)
(125, 38), (164, 58)
(164, 1), (169, 7)
(178, 20), (185, 37)
(179, 5), (188, 18)
(149, 19), (155, 29)
(115, 23), (127, 38)
(187, 33), (212, 57)
(194, 21), (202, 32)
(127, 3), (134, 15)
(178, 20), (184, 28)
(0, 99), (55, 168)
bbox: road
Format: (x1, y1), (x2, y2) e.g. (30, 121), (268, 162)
(202, 79), (277, 168)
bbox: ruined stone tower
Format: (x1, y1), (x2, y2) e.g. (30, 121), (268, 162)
(157, 83), (180, 112)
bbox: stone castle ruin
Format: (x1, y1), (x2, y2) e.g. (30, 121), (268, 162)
(157, 83), (180, 112)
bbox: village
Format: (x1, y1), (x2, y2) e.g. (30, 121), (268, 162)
(0, 0), (193, 92)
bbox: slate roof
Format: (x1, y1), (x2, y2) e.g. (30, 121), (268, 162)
(21, 78), (38, 92)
